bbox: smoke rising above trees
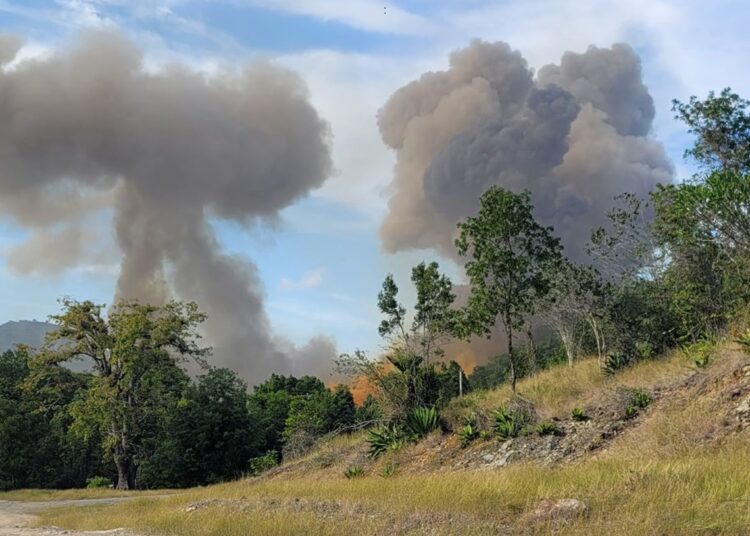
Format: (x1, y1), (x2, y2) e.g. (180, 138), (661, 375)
(378, 39), (673, 259)
(0, 30), (334, 380)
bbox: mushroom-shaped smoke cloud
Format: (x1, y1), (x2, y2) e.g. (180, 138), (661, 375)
(378, 40), (673, 259)
(0, 31), (334, 381)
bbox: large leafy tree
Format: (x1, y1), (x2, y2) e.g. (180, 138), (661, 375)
(456, 187), (562, 392)
(672, 88), (750, 173)
(41, 299), (208, 489)
(649, 89), (750, 338)
(141, 368), (255, 488)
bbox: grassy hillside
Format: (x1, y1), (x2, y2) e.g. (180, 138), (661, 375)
(31, 339), (750, 535)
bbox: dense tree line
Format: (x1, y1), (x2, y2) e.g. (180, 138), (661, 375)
(2, 88), (749, 490)
(0, 332), (358, 490)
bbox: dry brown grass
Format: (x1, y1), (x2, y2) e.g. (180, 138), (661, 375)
(38, 436), (750, 535)
(443, 348), (690, 427)
(35, 342), (750, 535)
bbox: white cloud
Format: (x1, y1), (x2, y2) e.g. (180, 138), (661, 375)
(280, 267), (325, 290)
(245, 0), (435, 35)
(276, 48), (439, 219)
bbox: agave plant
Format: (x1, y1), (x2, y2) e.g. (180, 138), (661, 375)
(367, 424), (403, 459)
(602, 352), (631, 376)
(536, 421), (560, 436)
(458, 419), (479, 448)
(344, 465), (364, 479)
(571, 407), (588, 422)
(631, 389), (651, 409)
(404, 406), (439, 438)
(493, 406), (533, 439)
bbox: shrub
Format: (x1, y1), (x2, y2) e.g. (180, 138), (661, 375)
(571, 407), (588, 421)
(85, 476), (111, 489)
(367, 425), (404, 459)
(344, 465), (364, 479)
(737, 329), (750, 353)
(631, 389), (652, 409)
(493, 405), (534, 439)
(458, 419), (479, 448)
(536, 421), (560, 436)
(404, 406), (439, 438)
(380, 462), (397, 478)
(602, 352), (631, 376)
(249, 451), (279, 476)
(683, 340), (713, 368)
(625, 389), (652, 419)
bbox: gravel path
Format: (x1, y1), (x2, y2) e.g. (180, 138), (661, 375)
(0, 499), (137, 536)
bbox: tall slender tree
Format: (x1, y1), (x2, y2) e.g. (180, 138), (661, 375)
(456, 187), (562, 392)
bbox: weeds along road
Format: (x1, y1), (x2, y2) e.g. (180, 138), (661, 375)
(0, 499), (137, 536)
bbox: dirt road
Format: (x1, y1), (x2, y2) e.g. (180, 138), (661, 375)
(0, 499), (136, 536)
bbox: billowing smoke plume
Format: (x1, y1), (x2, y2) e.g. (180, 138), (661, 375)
(0, 31), (335, 381)
(378, 40), (673, 258)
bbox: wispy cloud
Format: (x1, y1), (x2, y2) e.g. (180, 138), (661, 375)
(244, 0), (435, 35)
(280, 267), (325, 290)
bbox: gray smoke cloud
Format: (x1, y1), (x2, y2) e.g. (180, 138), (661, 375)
(0, 31), (336, 381)
(378, 40), (673, 259)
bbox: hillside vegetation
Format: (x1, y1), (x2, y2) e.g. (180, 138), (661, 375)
(32, 338), (750, 535)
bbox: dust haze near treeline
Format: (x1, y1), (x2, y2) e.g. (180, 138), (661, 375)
(0, 30), (334, 381)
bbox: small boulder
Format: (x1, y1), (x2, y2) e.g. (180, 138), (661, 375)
(529, 498), (587, 524)
(735, 396), (750, 425)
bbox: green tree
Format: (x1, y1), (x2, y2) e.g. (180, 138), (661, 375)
(672, 88), (750, 173)
(246, 374), (327, 457)
(41, 299), (208, 489)
(456, 187), (562, 392)
(650, 89), (750, 338)
(339, 262), (459, 417)
(282, 385), (355, 458)
(141, 368), (255, 487)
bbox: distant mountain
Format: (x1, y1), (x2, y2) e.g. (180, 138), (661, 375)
(0, 320), (93, 372)
(0, 320), (56, 353)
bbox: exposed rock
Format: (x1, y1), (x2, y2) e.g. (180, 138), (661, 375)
(734, 396), (750, 426)
(529, 498), (587, 524)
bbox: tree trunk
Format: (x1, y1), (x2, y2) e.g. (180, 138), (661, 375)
(114, 455), (136, 490)
(526, 327), (537, 374)
(114, 419), (136, 490)
(587, 315), (604, 368)
(506, 324), (516, 393)
(561, 331), (575, 368)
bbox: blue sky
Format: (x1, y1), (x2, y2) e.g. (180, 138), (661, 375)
(0, 0), (749, 358)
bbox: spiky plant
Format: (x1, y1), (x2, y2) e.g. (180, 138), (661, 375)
(571, 407), (588, 421)
(631, 389), (652, 409)
(536, 421), (560, 436)
(344, 465), (364, 479)
(602, 352), (631, 376)
(493, 406), (533, 439)
(404, 406), (439, 438)
(458, 419), (479, 448)
(367, 425), (402, 459)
